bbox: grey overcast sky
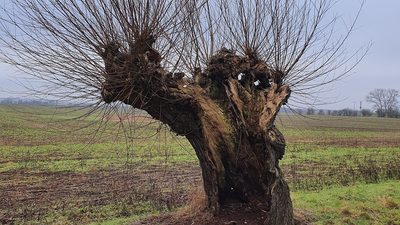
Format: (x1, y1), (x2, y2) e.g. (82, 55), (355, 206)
(0, 1), (399, 109)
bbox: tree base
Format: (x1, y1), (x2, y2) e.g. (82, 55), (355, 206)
(133, 204), (310, 225)
(133, 186), (298, 225)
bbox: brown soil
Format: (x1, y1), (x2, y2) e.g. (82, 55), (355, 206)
(0, 164), (201, 224)
(319, 137), (400, 148)
(286, 136), (400, 148)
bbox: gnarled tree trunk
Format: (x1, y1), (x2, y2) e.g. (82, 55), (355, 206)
(100, 38), (293, 225)
(0, 0), (365, 224)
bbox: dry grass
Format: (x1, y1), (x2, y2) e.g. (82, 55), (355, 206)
(174, 186), (208, 219)
(378, 196), (399, 209)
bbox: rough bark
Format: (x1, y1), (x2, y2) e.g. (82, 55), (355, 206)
(100, 37), (293, 224)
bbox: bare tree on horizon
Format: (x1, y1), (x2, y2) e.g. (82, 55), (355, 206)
(367, 88), (399, 118)
(0, 0), (366, 224)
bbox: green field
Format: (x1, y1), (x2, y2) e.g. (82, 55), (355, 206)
(0, 105), (399, 225)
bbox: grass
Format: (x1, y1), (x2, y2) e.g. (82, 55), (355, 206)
(12, 200), (160, 225)
(292, 181), (400, 225)
(0, 142), (195, 173)
(282, 144), (400, 166)
(0, 105), (399, 224)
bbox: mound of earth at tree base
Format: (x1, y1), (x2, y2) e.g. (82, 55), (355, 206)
(133, 200), (313, 225)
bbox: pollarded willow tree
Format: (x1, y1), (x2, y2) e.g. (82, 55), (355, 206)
(0, 0), (365, 224)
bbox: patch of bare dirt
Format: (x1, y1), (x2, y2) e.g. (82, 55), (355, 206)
(286, 136), (400, 148)
(320, 137), (400, 148)
(0, 164), (201, 223)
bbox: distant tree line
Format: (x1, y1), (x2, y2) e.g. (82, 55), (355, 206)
(304, 108), (360, 117)
(302, 108), (374, 117)
(0, 98), (58, 106)
(300, 88), (400, 118)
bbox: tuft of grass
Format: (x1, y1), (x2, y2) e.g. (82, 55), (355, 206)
(378, 196), (399, 209)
